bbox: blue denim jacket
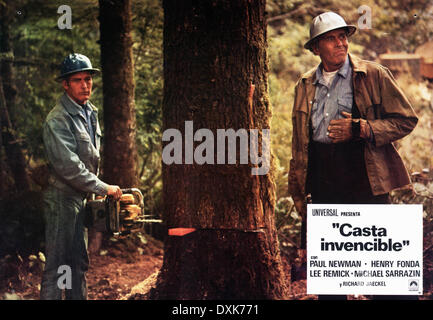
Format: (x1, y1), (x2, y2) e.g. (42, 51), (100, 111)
(43, 93), (108, 197)
(311, 57), (353, 143)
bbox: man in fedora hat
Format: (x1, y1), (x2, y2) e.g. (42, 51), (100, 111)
(41, 53), (122, 299)
(288, 12), (418, 299)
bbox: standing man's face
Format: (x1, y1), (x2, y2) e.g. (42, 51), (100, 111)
(312, 28), (349, 72)
(62, 71), (93, 105)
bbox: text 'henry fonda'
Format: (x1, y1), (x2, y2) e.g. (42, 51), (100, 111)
(162, 121), (270, 175)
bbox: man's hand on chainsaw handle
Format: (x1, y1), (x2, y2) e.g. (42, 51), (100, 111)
(107, 185), (122, 200)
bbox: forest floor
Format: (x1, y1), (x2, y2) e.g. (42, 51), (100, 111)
(1, 229), (432, 300)
(0, 232), (164, 300)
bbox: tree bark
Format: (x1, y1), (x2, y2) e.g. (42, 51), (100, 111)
(151, 0), (289, 299)
(99, 0), (138, 187)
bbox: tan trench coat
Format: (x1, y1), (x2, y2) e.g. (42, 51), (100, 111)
(288, 54), (418, 214)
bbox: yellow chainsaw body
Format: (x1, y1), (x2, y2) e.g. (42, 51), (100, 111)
(86, 188), (146, 236)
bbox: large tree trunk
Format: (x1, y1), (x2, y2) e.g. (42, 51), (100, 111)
(151, 0), (289, 299)
(99, 0), (138, 187)
(0, 2), (31, 194)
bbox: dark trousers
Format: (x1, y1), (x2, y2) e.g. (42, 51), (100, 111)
(301, 140), (390, 250)
(40, 186), (89, 300)
(308, 140), (388, 204)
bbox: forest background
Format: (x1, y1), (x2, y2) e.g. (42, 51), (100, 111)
(1, 0), (433, 298)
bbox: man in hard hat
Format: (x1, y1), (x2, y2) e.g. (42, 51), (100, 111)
(288, 12), (418, 299)
(40, 53), (122, 300)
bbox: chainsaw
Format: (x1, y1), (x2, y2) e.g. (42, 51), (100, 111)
(85, 188), (160, 237)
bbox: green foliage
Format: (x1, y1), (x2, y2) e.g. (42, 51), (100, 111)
(131, 0), (163, 214)
(392, 76), (433, 173)
(266, 1), (433, 267)
(266, 0), (433, 203)
(267, 22), (320, 199)
(3, 0), (164, 212)
(3, 0), (433, 257)
(0, 0), (164, 256)
(11, 0), (101, 163)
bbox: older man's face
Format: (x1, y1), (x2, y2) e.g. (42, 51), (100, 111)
(62, 71), (93, 105)
(313, 28), (348, 72)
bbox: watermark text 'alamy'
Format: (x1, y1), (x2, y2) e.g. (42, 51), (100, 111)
(162, 121), (270, 175)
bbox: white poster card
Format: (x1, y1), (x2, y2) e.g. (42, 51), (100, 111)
(307, 204), (423, 295)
